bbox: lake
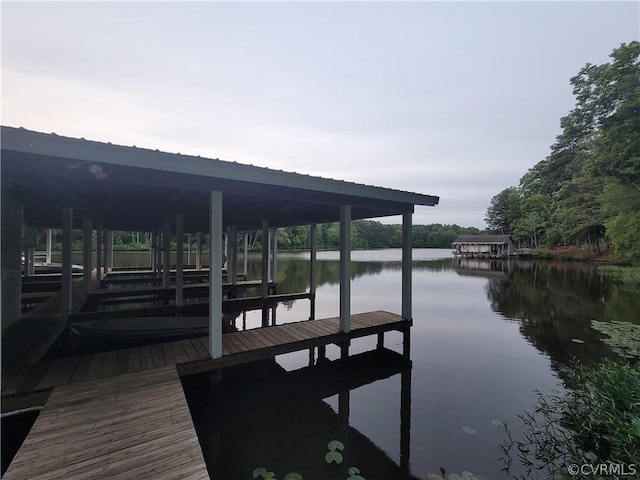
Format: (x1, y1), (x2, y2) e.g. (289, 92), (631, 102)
(174, 248), (637, 480)
(34, 249), (640, 478)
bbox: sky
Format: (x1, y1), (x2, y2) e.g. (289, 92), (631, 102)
(2, 1), (638, 228)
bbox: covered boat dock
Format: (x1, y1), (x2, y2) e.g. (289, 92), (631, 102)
(1, 125), (439, 478)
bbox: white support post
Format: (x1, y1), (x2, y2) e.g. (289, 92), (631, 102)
(209, 191), (223, 359)
(224, 230), (229, 271)
(267, 227), (272, 282)
(340, 205), (351, 332)
(272, 227), (278, 283)
(309, 223), (317, 320)
(95, 224), (102, 282)
(243, 232), (249, 277)
(105, 229), (113, 273)
(402, 212), (413, 321)
(25, 226), (35, 276)
(83, 218), (93, 294)
(196, 232), (202, 271)
(163, 221), (171, 289)
(261, 220), (269, 299)
(187, 233), (191, 266)
(176, 214), (184, 307)
(61, 208), (73, 314)
(150, 232), (155, 270)
(230, 225), (238, 286)
(45, 228), (53, 264)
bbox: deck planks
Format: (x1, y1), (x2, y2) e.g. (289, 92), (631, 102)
(3, 311), (407, 396)
(3, 366), (209, 480)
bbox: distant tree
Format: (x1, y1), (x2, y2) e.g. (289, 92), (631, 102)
(485, 187), (522, 235)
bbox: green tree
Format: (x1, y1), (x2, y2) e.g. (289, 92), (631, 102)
(485, 187), (522, 235)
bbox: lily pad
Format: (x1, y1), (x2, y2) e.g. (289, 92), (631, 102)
(462, 425), (477, 434)
(426, 475), (445, 480)
(325, 450), (343, 464)
(571, 338), (584, 344)
(591, 320), (640, 358)
(490, 419), (504, 427)
(284, 474), (303, 480)
(253, 468), (267, 479)
(327, 439), (345, 451)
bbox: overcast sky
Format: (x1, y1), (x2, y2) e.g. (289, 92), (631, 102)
(2, 1), (638, 228)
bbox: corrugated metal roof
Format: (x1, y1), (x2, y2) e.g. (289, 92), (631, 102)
(452, 235), (513, 244)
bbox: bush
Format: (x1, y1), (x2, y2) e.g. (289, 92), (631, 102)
(501, 360), (640, 479)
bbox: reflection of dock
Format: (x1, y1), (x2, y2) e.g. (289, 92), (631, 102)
(188, 348), (417, 479)
(452, 257), (514, 280)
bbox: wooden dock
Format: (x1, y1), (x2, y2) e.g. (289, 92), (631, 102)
(2, 367), (209, 480)
(2, 311), (408, 478)
(2, 311), (407, 397)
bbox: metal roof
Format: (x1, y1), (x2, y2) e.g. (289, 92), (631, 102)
(452, 235), (513, 244)
(1, 126), (439, 231)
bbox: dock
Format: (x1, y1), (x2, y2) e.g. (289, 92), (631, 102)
(2, 367), (209, 480)
(2, 311), (407, 396)
(2, 311), (408, 479)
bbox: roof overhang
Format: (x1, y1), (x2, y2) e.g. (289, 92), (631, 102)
(1, 126), (439, 231)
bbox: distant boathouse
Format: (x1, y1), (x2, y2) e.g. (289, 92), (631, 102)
(451, 235), (515, 258)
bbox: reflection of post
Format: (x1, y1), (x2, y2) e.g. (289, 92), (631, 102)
(338, 388), (350, 443)
(195, 232), (202, 271)
(308, 347), (315, 366)
(82, 218), (92, 294)
(403, 323), (411, 358)
(176, 214), (184, 308)
(400, 361), (412, 473)
(163, 221), (171, 289)
(61, 208), (73, 314)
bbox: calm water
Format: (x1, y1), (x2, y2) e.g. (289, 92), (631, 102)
(48, 249), (640, 478)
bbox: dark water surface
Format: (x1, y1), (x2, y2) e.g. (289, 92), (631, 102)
(176, 249), (638, 480)
(39, 249), (640, 479)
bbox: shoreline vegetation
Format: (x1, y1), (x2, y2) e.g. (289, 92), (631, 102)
(485, 42), (640, 267)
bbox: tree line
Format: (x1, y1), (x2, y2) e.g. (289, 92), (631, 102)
(485, 42), (640, 264)
(30, 221), (484, 253)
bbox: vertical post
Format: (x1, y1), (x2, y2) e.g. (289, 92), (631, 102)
(25, 226), (35, 276)
(402, 212), (413, 321)
(309, 223), (317, 320)
(61, 208), (73, 314)
(176, 214), (184, 307)
(150, 231), (155, 271)
(45, 228), (53, 264)
(224, 231), (229, 271)
(261, 220), (270, 327)
(340, 205), (351, 333)
(261, 220), (269, 300)
(105, 229), (113, 273)
(196, 232), (202, 271)
(230, 225), (238, 285)
(95, 224), (102, 282)
(82, 218), (93, 294)
(1, 198), (23, 329)
(243, 232), (248, 277)
(209, 191), (223, 359)
(271, 227), (278, 283)
(267, 227), (272, 282)
(187, 233), (191, 266)
(163, 221), (171, 289)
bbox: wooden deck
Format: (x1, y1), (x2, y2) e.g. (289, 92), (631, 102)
(2, 367), (209, 480)
(2, 311), (407, 397)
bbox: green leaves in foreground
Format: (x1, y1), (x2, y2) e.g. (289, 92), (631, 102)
(501, 360), (640, 478)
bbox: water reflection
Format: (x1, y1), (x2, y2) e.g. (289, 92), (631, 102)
(182, 349), (416, 480)
(66, 250), (640, 478)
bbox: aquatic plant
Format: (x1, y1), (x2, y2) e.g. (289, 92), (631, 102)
(591, 319), (640, 358)
(426, 469), (479, 480)
(253, 468), (277, 479)
(347, 466), (365, 480)
(500, 360), (640, 478)
(325, 439), (345, 464)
